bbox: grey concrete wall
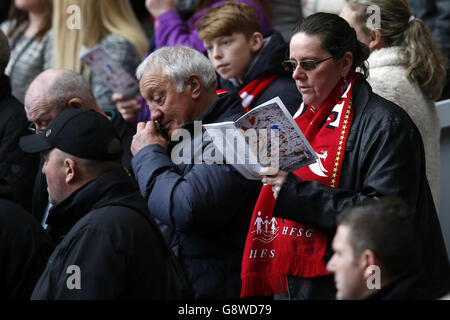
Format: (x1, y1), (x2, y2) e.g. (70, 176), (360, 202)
(438, 100), (450, 258)
(440, 128), (450, 258)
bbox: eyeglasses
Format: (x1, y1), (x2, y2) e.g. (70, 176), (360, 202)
(282, 56), (334, 73)
(28, 122), (47, 134)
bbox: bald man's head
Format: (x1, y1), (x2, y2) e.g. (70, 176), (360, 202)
(25, 69), (104, 132)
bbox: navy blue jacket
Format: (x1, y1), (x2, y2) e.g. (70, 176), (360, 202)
(132, 92), (262, 299)
(219, 31), (302, 116)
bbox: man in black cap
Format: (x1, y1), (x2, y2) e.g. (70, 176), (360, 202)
(20, 109), (169, 299)
(24, 68), (135, 228)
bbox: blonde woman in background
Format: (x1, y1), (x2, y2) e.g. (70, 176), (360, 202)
(52, 0), (148, 111)
(340, 0), (447, 210)
(1, 0), (52, 103)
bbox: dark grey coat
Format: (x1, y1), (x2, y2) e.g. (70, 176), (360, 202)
(132, 92), (262, 299)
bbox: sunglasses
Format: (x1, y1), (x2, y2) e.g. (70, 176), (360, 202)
(282, 56), (334, 73)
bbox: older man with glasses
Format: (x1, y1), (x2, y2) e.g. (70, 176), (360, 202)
(23, 68), (135, 230)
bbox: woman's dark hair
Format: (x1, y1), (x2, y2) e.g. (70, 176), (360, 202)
(292, 12), (370, 79)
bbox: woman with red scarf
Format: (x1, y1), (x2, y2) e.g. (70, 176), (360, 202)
(241, 13), (450, 300)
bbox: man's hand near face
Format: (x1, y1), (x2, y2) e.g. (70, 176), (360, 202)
(131, 121), (168, 156)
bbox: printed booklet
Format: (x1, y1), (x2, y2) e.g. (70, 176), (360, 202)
(203, 97), (317, 180)
(80, 45), (139, 98)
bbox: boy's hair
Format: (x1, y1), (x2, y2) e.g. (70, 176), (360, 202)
(198, 2), (262, 41)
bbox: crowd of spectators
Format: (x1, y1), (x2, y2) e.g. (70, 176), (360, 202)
(0, 0), (449, 301)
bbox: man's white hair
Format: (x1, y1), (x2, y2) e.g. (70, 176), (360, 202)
(0, 30), (10, 75)
(136, 46), (217, 92)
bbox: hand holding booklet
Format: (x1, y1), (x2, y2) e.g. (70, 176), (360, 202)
(80, 45), (139, 98)
(203, 97), (317, 180)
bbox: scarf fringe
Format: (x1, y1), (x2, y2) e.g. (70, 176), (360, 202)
(241, 257), (330, 298)
(240, 274), (280, 299)
(279, 255), (330, 280)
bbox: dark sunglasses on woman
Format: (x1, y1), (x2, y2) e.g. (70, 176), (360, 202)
(282, 56), (334, 73)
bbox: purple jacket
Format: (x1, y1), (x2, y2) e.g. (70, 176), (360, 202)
(154, 0), (272, 53)
(137, 96), (151, 123)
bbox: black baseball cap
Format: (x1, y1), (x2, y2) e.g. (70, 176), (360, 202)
(20, 109), (122, 161)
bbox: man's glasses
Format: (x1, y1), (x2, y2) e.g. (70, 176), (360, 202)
(28, 123), (47, 134)
(282, 56), (334, 73)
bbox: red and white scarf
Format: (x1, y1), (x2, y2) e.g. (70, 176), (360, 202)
(217, 74), (278, 112)
(240, 72), (358, 298)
